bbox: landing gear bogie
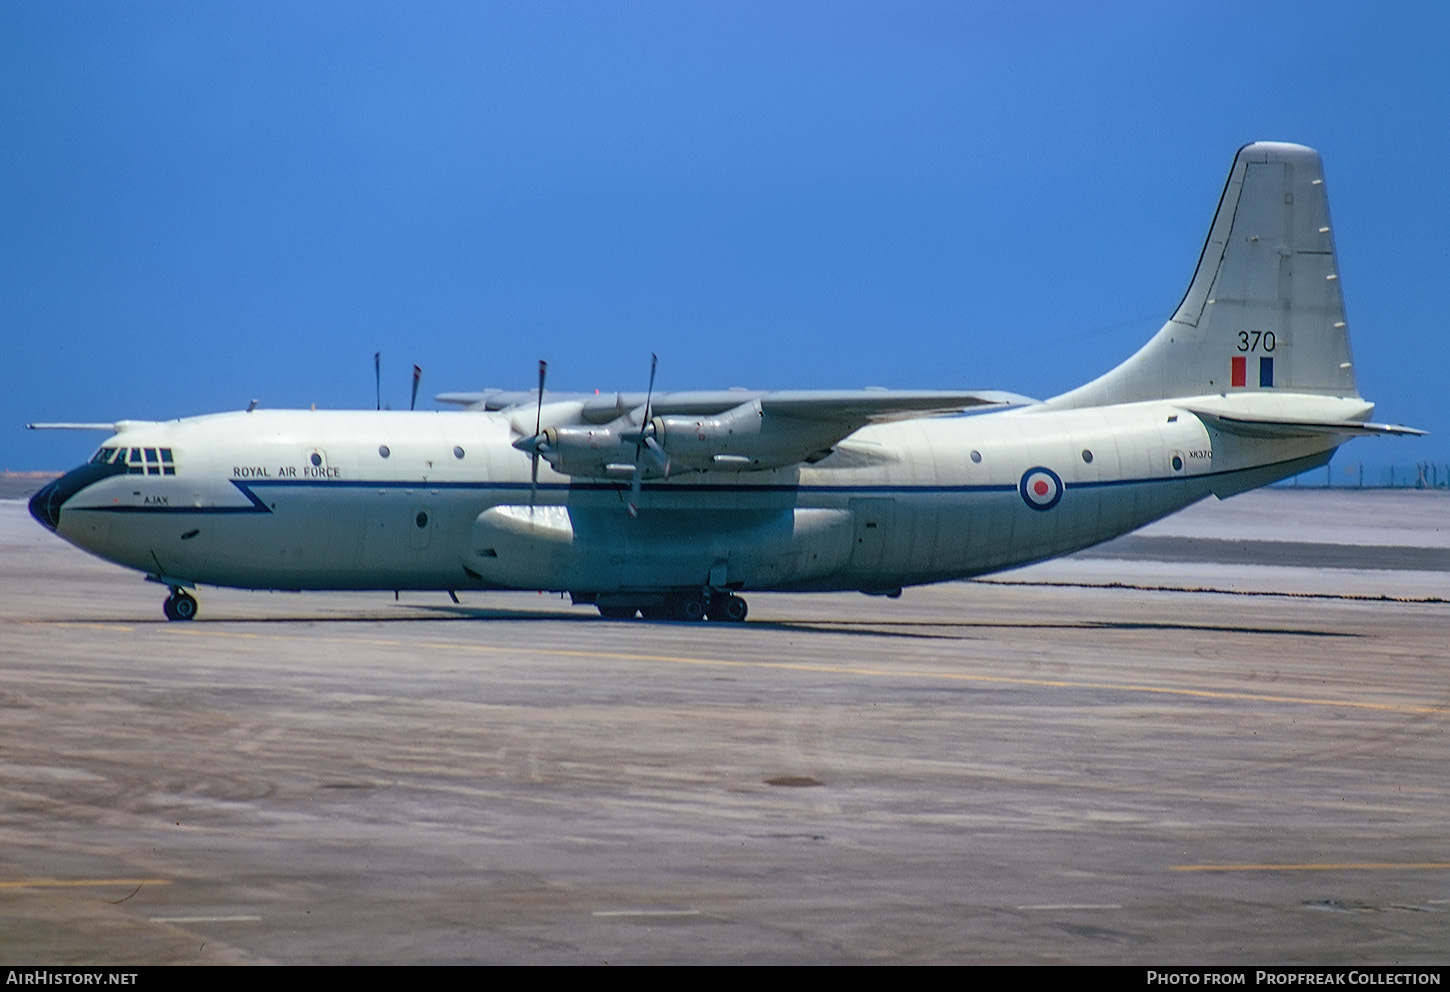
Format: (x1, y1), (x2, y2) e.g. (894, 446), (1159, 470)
(591, 591), (749, 623)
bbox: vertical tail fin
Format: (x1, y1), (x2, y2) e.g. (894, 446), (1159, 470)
(1047, 142), (1358, 409)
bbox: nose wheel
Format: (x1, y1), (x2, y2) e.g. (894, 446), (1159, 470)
(163, 588), (198, 622)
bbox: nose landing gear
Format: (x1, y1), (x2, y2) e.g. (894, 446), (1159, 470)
(163, 588), (198, 622)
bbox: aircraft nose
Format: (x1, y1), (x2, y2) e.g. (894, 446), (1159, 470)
(29, 461), (126, 532)
(29, 477), (64, 531)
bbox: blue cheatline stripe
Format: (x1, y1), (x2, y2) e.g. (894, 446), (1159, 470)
(71, 450), (1324, 515)
(236, 478), (1019, 496)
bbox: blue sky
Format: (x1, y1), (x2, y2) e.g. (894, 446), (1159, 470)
(3, 1), (1446, 475)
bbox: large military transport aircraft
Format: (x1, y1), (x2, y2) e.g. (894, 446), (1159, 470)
(30, 142), (1420, 622)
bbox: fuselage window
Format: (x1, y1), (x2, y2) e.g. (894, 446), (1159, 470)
(1081, 449), (1094, 464)
(378, 445), (391, 459)
(970, 450), (983, 464)
(453, 446), (465, 459)
(310, 452), (322, 467)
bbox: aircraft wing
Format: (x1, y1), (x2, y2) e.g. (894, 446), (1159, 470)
(436, 389), (542, 411)
(755, 390), (1032, 422)
(437, 387), (1030, 419)
(444, 386), (1033, 477)
(612, 390), (1031, 475)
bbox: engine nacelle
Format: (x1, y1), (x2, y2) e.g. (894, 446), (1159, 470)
(655, 400), (834, 473)
(536, 400), (843, 478)
(540, 425), (667, 480)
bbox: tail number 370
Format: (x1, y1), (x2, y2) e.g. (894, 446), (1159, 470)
(1238, 330), (1277, 352)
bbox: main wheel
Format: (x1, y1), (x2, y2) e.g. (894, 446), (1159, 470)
(709, 594), (748, 623)
(671, 594), (707, 622)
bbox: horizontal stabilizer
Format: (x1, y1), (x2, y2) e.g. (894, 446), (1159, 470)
(1187, 408), (1425, 439)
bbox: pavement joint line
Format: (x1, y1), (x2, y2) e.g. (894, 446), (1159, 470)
(0, 878), (172, 889)
(1017, 903), (1122, 911)
(977, 578), (1450, 605)
(171, 626), (1450, 716)
(592, 909), (702, 918)
(1172, 862), (1450, 872)
(149, 915), (262, 923)
(16, 621), (138, 632)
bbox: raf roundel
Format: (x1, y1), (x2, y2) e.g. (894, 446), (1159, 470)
(1019, 466), (1063, 511)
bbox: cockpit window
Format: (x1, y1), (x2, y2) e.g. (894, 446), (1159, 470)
(118, 446), (178, 475)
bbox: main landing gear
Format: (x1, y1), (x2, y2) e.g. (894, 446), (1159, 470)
(163, 587), (198, 622)
(595, 591), (748, 623)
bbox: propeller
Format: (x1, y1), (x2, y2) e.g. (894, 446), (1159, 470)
(374, 352), (381, 411)
(509, 360), (551, 509)
(530, 360), (547, 506)
(625, 353), (670, 518)
(410, 365), (422, 411)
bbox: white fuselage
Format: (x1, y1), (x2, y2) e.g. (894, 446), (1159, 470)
(47, 401), (1338, 596)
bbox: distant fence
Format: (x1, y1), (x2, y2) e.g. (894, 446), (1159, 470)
(1277, 463), (1450, 489)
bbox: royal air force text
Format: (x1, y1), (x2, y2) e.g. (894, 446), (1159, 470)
(232, 466), (339, 479)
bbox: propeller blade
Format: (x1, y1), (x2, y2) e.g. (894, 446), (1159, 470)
(627, 440), (669, 518)
(642, 353), (657, 426)
(629, 353), (660, 519)
(531, 446), (541, 506)
(410, 365), (422, 411)
(643, 435), (671, 476)
(374, 352), (381, 411)
(530, 360), (547, 508)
